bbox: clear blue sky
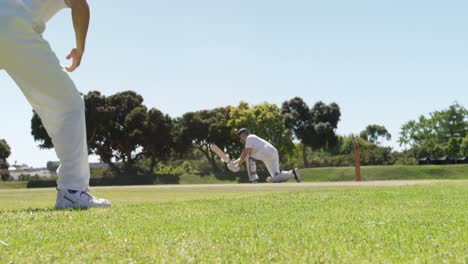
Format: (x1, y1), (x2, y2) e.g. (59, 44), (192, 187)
(1, 0), (467, 167)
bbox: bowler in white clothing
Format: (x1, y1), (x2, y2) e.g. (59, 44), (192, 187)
(0, 0), (110, 209)
(234, 128), (301, 183)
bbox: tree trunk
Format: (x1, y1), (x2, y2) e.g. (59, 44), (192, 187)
(126, 150), (133, 165)
(103, 158), (120, 174)
(302, 144), (310, 168)
(149, 156), (156, 175)
(149, 156), (158, 184)
(94, 144), (121, 174)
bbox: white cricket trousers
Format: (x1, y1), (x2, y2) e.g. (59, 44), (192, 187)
(261, 148), (295, 182)
(0, 0), (90, 191)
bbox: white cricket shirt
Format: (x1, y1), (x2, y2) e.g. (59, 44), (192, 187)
(245, 134), (277, 160)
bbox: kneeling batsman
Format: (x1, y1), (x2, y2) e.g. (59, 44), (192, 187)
(233, 128), (302, 183)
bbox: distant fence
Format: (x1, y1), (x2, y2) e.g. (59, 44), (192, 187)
(418, 157), (468, 165)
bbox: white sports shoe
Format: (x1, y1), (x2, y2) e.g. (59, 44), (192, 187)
(250, 173), (259, 184)
(266, 176), (273, 183)
(293, 168), (302, 183)
(55, 189), (111, 209)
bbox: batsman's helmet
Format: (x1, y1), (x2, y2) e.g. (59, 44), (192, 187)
(237, 128), (250, 136)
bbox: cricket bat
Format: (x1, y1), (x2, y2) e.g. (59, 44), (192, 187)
(211, 144), (240, 173)
(210, 144), (230, 163)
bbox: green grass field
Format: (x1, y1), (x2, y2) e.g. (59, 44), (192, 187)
(2, 165), (466, 188)
(0, 181), (467, 263)
(300, 164), (468, 182)
(0, 181), (27, 189)
(178, 164), (468, 184)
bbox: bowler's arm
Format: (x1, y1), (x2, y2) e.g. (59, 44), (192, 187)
(65, 0), (90, 72)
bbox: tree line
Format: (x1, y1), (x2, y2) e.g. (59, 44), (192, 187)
(29, 91), (341, 179)
(0, 91), (466, 182)
(399, 103), (467, 159)
(0, 139), (11, 181)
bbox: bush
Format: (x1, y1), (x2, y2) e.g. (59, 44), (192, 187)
(182, 161), (193, 173)
(307, 154), (353, 167)
(359, 146), (393, 165)
(1, 171), (11, 181)
(193, 159), (213, 176)
(26, 175), (166, 188)
(322, 155), (354, 167)
(27, 179), (56, 188)
(90, 167), (112, 178)
(395, 157), (418, 165)
(158, 174), (180, 184)
(154, 164), (175, 174)
(308, 156), (323, 167)
(17, 174), (56, 182)
(46, 161), (60, 173)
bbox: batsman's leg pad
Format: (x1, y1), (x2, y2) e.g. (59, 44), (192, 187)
(248, 158), (258, 182)
(249, 158), (257, 174)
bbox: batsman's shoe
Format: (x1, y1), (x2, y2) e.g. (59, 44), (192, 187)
(249, 174), (259, 183)
(55, 189), (111, 209)
(293, 168), (302, 183)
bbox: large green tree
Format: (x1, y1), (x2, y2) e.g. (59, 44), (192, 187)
(282, 97), (341, 167)
(0, 139), (11, 181)
(462, 135), (468, 156)
(91, 91), (148, 173)
(31, 111), (53, 149)
(174, 107), (235, 173)
(31, 91), (150, 174)
(360, 124), (391, 145)
(399, 103), (467, 158)
(142, 108), (174, 175)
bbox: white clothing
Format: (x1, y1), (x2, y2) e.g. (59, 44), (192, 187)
(261, 148), (295, 182)
(245, 134), (277, 161)
(245, 134), (295, 182)
(18, 0), (70, 33)
(1, 0), (90, 191)
(245, 156), (259, 182)
(55, 189), (111, 209)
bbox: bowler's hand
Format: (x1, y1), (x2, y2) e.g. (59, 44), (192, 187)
(65, 48), (83, 72)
